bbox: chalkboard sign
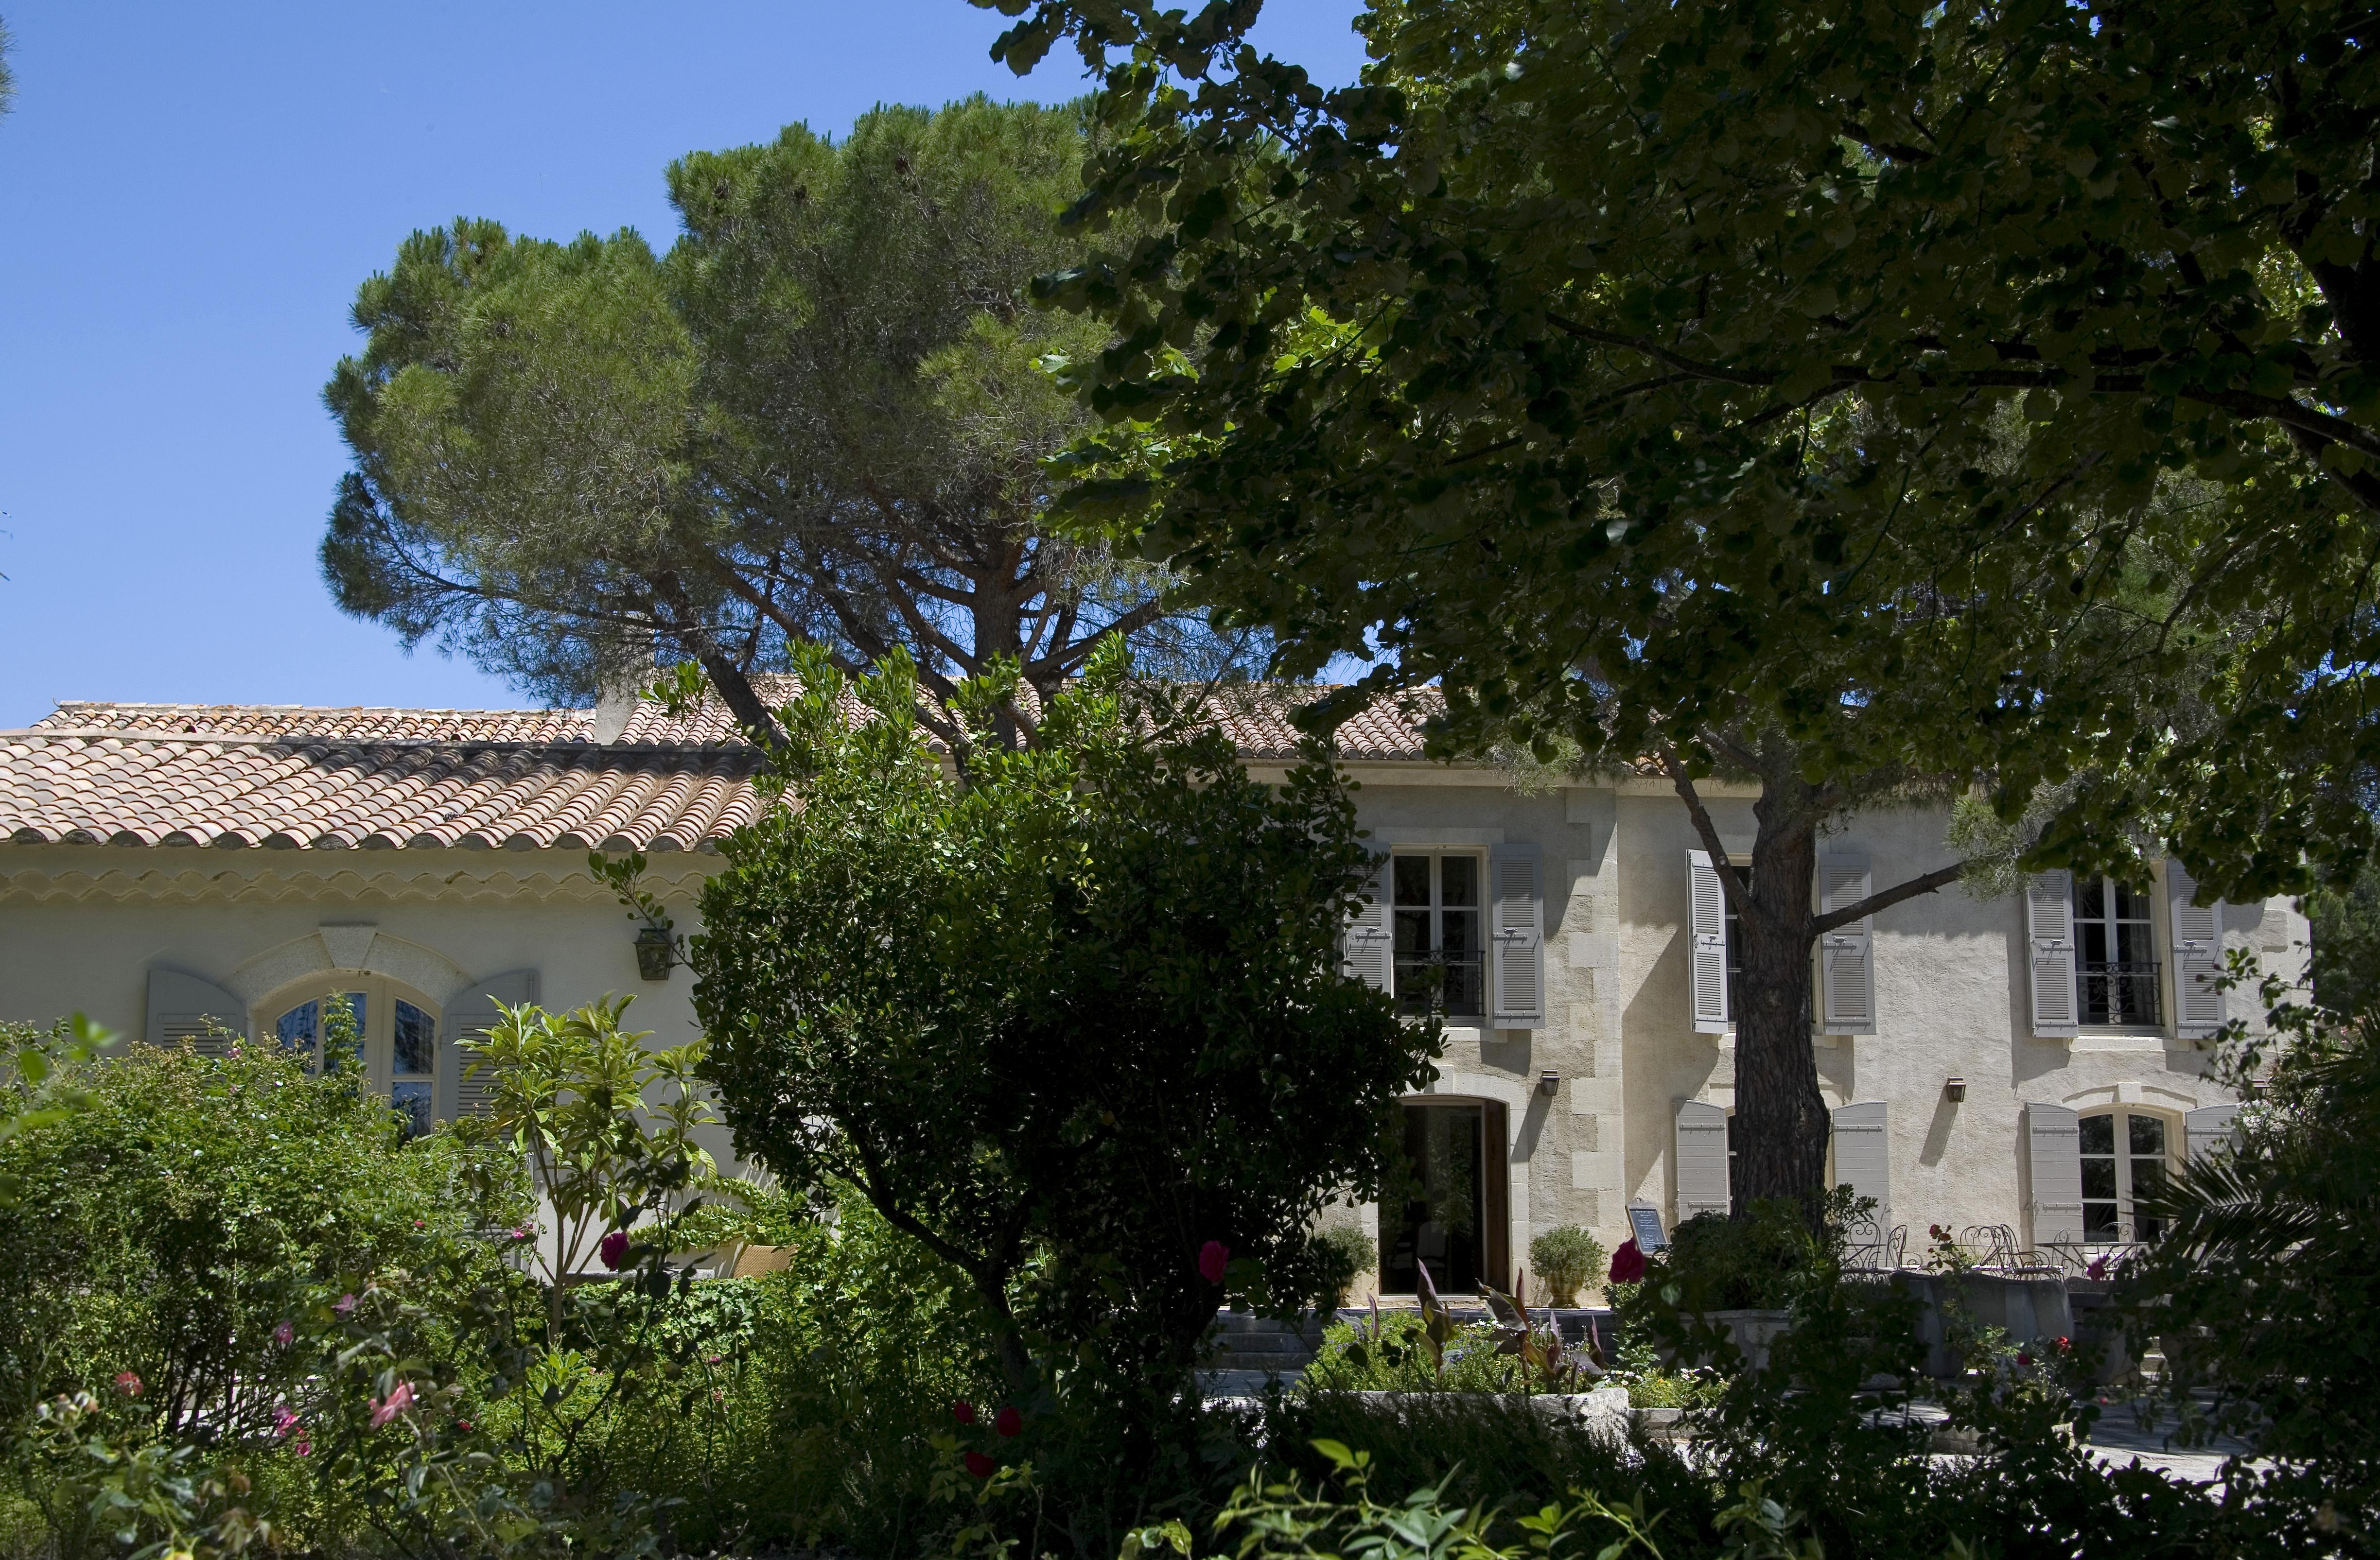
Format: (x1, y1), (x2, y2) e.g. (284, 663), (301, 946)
(1627, 1203), (1668, 1252)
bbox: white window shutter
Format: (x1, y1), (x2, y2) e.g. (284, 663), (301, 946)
(1341, 855), (1393, 994)
(2185, 1104), (2241, 1162)
(2022, 1102), (2084, 1248)
(1830, 1100), (1890, 1229)
(2024, 871), (2080, 1039)
(1675, 1099), (1732, 1222)
(1818, 854), (1876, 1034)
(442, 969), (540, 1122)
(1688, 850), (1730, 1033)
(1488, 842), (1546, 1028)
(2168, 860), (2227, 1040)
(144, 968), (248, 1057)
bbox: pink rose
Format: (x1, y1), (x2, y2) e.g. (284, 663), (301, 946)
(292, 1435), (311, 1457)
(334, 1293), (358, 1316)
(370, 1381), (415, 1428)
(1197, 1240), (1229, 1285)
(273, 1321), (295, 1349)
(113, 1372), (142, 1397)
(963, 1451), (997, 1479)
(994, 1405), (1022, 1438)
(272, 1406), (299, 1439)
(1608, 1239), (1646, 1284)
(598, 1230), (631, 1271)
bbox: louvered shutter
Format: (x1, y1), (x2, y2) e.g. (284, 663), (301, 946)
(1688, 850), (1730, 1033)
(1819, 855), (1877, 1034)
(2168, 860), (2227, 1040)
(2022, 1102), (2084, 1248)
(144, 969), (247, 1057)
(1831, 1100), (1890, 1229)
(2185, 1104), (2241, 1162)
(2025, 871), (2080, 1039)
(442, 969), (540, 1122)
(1488, 843), (1546, 1028)
(1341, 855), (1393, 994)
(1675, 1100), (1732, 1222)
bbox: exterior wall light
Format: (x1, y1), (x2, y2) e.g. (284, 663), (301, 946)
(1944, 1076), (1967, 1103)
(1539, 1069), (1561, 1096)
(634, 925), (681, 982)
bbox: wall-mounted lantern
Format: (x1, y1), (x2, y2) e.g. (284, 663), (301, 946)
(1538, 1069), (1561, 1096)
(634, 925), (681, 982)
(1944, 1076), (1968, 1103)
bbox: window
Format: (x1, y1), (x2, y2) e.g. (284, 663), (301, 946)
(1393, 853), (1484, 1018)
(2079, 1109), (2172, 1243)
(2075, 877), (2161, 1025)
(268, 979), (441, 1139)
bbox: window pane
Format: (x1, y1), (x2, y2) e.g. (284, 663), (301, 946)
(2078, 877), (2106, 919)
(2078, 1113), (2116, 1154)
(2115, 920), (2156, 965)
(1394, 856), (1432, 906)
(391, 1081), (434, 1140)
(2083, 1200), (2120, 1242)
(2081, 1158), (2118, 1200)
(1441, 907), (1479, 958)
(2113, 881), (2152, 920)
(1394, 909), (1432, 955)
(333, 992), (367, 1066)
(1440, 855), (1479, 908)
(276, 1001), (318, 1053)
(394, 1001), (436, 1076)
(1442, 957), (1484, 1017)
(2128, 1113), (2167, 1157)
(2131, 1156), (2168, 1201)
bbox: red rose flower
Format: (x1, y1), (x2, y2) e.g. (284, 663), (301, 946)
(598, 1230), (631, 1270)
(963, 1451), (997, 1479)
(1197, 1240), (1229, 1285)
(1608, 1239), (1646, 1284)
(951, 1400), (976, 1425)
(2017, 1351), (2032, 1367)
(2054, 1336), (2073, 1355)
(994, 1405), (1022, 1438)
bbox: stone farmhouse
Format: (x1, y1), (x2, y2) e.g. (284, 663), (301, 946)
(0, 692), (2301, 1296)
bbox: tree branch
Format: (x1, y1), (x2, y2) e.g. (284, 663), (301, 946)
(1814, 862), (1966, 934)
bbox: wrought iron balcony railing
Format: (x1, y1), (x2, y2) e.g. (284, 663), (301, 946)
(2079, 959), (2162, 1026)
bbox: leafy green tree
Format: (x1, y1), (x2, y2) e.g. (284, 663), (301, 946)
(2307, 862), (2380, 1014)
(689, 640), (1435, 1416)
(973, 0), (2362, 1208)
(323, 97), (1250, 745)
(0, 16), (16, 122)
(2124, 972), (2380, 1536)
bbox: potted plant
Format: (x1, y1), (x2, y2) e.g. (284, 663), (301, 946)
(1529, 1224), (1607, 1307)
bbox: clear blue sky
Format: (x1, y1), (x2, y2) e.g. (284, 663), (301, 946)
(0, 1), (1368, 728)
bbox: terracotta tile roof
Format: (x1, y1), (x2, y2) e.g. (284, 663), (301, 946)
(4, 685), (1442, 852)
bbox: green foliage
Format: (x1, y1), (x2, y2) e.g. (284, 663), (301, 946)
(693, 639), (1435, 1417)
(321, 95), (1246, 739)
(1525, 1227), (1604, 1308)
(2306, 865), (2380, 1013)
(0, 1028), (518, 1440)
(457, 995), (723, 1327)
(1305, 1226), (1374, 1314)
(998, 0), (2379, 906)
(0, 1017), (116, 1207)
(1302, 1314), (1528, 1396)
(2119, 964), (2380, 1538)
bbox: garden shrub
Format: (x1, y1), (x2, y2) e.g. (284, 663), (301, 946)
(1525, 1225), (1604, 1307)
(1301, 1313), (1532, 1395)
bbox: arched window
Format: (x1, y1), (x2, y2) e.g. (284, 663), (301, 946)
(2078, 1108), (2175, 1243)
(266, 978), (442, 1139)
